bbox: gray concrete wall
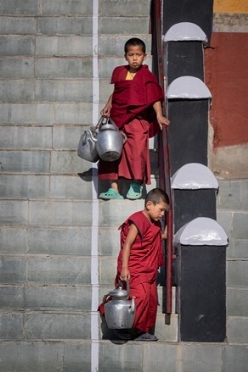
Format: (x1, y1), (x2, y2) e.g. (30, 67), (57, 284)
(217, 179), (248, 346)
(0, 0), (248, 371)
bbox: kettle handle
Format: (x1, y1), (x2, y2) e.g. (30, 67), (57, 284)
(86, 129), (97, 143)
(96, 116), (117, 130)
(116, 279), (130, 296)
(131, 297), (136, 314)
(91, 116), (117, 134)
(126, 279), (130, 295)
(96, 116), (107, 130)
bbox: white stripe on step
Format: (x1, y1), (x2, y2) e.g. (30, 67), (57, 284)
(91, 0), (100, 371)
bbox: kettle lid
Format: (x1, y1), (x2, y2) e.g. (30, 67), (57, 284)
(109, 281), (129, 298)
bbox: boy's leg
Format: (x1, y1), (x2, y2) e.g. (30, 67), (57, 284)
(118, 118), (150, 183)
(146, 281), (158, 332)
(130, 282), (158, 334)
(110, 180), (119, 193)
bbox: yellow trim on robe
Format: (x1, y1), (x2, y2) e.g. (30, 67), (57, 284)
(126, 71), (133, 80)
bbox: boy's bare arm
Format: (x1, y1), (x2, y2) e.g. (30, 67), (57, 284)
(100, 93), (113, 117)
(153, 101), (170, 129)
(120, 223), (138, 281)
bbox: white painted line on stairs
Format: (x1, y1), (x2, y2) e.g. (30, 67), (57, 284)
(91, 0), (100, 371)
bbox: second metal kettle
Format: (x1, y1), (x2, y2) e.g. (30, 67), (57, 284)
(104, 280), (136, 329)
(96, 117), (125, 162)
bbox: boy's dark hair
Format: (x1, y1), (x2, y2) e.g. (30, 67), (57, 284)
(145, 188), (170, 205)
(124, 38), (146, 54)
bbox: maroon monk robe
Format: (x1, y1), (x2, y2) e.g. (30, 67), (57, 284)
(98, 65), (164, 185)
(115, 211), (164, 333)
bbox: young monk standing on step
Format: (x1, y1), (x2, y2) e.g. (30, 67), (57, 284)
(98, 38), (170, 200)
(98, 188), (169, 341)
(117, 188), (169, 340)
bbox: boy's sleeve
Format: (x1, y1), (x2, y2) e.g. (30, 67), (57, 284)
(110, 65), (125, 84)
(128, 212), (152, 239)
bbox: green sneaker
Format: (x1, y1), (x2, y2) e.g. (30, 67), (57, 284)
(99, 188), (124, 200)
(126, 183), (143, 200)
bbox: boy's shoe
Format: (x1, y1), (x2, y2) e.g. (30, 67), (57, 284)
(113, 329), (131, 340)
(126, 183), (143, 200)
(99, 188), (124, 200)
(134, 332), (158, 341)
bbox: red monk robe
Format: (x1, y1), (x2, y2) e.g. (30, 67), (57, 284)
(98, 64), (164, 185)
(116, 211), (164, 333)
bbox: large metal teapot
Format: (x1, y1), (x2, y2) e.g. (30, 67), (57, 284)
(96, 116), (126, 162)
(104, 280), (136, 329)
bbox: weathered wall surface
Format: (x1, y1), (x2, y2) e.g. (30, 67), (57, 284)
(205, 1), (248, 178)
(214, 0), (248, 13)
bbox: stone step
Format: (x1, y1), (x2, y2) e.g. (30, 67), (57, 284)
(99, 0), (151, 17)
(0, 309), (178, 343)
(0, 147), (159, 174)
(0, 79), (105, 103)
(0, 0), (93, 16)
(0, 284), (91, 312)
(0, 173), (158, 200)
(4, 76), (167, 104)
(0, 16), (150, 36)
(0, 312), (178, 343)
(0, 73), (156, 103)
(99, 17), (149, 35)
(0, 284), (175, 314)
(6, 16), (149, 36)
(0, 102), (93, 126)
(99, 55), (153, 78)
(0, 55), (153, 79)
(0, 254), (171, 288)
(0, 306), (248, 344)
(0, 166), (158, 197)
(0, 34), (151, 58)
(0, 0), (152, 18)
(0, 339), (247, 372)
(98, 34), (151, 57)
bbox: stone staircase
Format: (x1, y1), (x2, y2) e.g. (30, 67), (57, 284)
(0, 0), (175, 370)
(0, 0), (248, 371)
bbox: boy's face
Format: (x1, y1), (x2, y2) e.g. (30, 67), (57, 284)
(146, 201), (169, 221)
(124, 45), (147, 72)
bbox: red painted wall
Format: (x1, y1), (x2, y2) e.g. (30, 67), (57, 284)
(205, 32), (248, 148)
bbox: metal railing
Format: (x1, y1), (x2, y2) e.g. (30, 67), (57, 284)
(150, 0), (173, 314)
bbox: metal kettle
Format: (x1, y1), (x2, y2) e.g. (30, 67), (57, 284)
(96, 116), (126, 162)
(77, 127), (99, 163)
(104, 280), (136, 329)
